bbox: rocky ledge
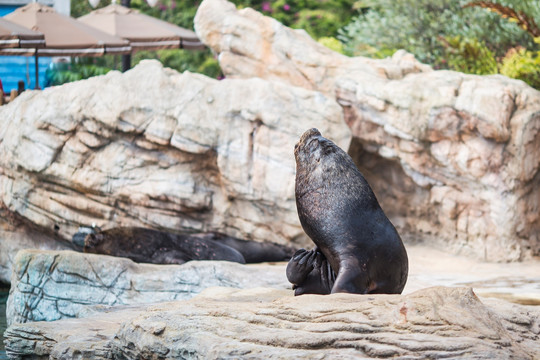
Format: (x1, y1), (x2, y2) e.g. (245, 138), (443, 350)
(5, 249), (288, 325)
(4, 286), (540, 359)
(7, 246), (540, 327)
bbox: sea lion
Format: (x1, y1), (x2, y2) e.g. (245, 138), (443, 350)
(72, 226), (296, 265)
(287, 128), (408, 295)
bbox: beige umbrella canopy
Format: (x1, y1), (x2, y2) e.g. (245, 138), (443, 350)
(3, 2), (131, 89)
(0, 17), (44, 51)
(4, 2), (131, 57)
(78, 3), (205, 51)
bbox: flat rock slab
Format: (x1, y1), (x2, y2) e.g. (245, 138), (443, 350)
(6, 249), (289, 325)
(5, 286), (540, 359)
(406, 246), (540, 305)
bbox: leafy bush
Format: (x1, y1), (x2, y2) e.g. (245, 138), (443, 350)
(317, 37), (345, 54)
(132, 48), (222, 78)
(237, 0), (357, 39)
(338, 0), (537, 68)
(441, 36), (498, 75)
(500, 47), (540, 88)
(44, 58), (111, 87)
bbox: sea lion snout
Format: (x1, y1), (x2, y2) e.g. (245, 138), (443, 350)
(295, 128), (321, 151)
(295, 128), (324, 161)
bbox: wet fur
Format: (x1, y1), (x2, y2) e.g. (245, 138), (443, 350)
(289, 128), (408, 295)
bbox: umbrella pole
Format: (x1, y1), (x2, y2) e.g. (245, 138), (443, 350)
(121, 54), (131, 72)
(34, 51), (40, 90)
(121, 0), (131, 72)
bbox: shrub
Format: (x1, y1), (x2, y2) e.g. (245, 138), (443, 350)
(338, 0), (536, 68)
(317, 36), (346, 54)
(500, 47), (540, 88)
(441, 36), (498, 75)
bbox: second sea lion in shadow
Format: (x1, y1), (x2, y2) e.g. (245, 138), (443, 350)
(287, 128), (408, 295)
(72, 226), (296, 265)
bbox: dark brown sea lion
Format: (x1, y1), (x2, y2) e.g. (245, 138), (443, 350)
(287, 128), (408, 295)
(72, 226), (296, 265)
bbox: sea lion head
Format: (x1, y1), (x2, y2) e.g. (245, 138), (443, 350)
(294, 128), (342, 169)
(294, 128), (372, 202)
(72, 225), (101, 248)
(294, 128), (351, 184)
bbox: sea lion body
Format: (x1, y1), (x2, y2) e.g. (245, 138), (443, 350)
(73, 226), (295, 265)
(290, 128), (408, 295)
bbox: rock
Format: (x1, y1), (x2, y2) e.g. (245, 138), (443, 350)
(0, 206), (72, 285)
(8, 246), (540, 327)
(0, 59), (350, 283)
(6, 249), (289, 326)
(194, 0), (431, 96)
(4, 286), (540, 359)
(194, 0), (540, 261)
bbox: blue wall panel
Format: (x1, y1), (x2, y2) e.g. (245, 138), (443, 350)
(0, 56), (51, 92)
(0, 5), (52, 92)
(0, 5), (17, 16)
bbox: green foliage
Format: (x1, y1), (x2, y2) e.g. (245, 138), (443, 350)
(132, 48), (222, 78)
(338, 0), (540, 89)
(500, 47), (540, 88)
(44, 58), (111, 87)
(318, 37), (345, 54)
(338, 0), (537, 67)
(441, 36), (498, 75)
(234, 0), (357, 39)
(66, 0), (354, 85)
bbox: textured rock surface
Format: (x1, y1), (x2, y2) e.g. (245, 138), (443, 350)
(6, 249), (289, 326)
(5, 286), (540, 359)
(0, 59), (349, 283)
(7, 246), (540, 327)
(195, 0), (540, 261)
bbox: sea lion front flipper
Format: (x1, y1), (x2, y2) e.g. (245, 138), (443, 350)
(287, 248), (336, 296)
(286, 249), (316, 286)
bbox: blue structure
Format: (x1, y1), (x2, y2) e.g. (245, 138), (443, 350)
(0, 2), (63, 92)
(0, 54), (51, 91)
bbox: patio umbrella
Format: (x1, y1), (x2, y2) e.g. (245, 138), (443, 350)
(3, 2), (131, 88)
(78, 3), (205, 52)
(0, 17), (44, 50)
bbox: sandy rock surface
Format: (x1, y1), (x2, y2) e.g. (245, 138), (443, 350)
(4, 286), (539, 359)
(6, 246), (539, 326)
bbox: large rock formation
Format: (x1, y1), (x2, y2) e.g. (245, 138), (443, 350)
(194, 0), (540, 262)
(4, 286), (540, 359)
(6, 249), (288, 326)
(0, 60), (350, 283)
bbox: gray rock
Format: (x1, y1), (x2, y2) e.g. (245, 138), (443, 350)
(6, 249), (289, 326)
(4, 286), (540, 359)
(194, 0), (540, 262)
